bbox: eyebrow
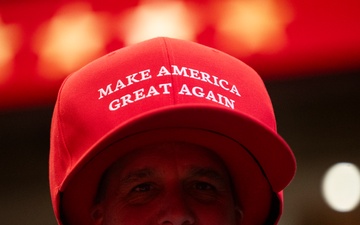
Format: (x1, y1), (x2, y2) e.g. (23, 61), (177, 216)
(187, 167), (228, 183)
(119, 168), (157, 185)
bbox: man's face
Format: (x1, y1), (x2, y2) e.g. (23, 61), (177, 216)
(92, 142), (241, 225)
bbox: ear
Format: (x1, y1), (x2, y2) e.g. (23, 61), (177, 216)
(91, 205), (104, 225)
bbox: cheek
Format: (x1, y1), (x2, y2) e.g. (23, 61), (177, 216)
(102, 200), (160, 225)
(193, 203), (238, 225)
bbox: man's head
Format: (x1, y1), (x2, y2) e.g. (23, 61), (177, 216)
(91, 142), (241, 225)
(49, 37), (296, 225)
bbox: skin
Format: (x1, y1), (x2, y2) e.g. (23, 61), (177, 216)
(91, 142), (242, 225)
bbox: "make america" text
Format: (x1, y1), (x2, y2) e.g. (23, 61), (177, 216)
(97, 65), (241, 111)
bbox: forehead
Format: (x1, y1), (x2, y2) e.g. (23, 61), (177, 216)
(107, 142), (230, 178)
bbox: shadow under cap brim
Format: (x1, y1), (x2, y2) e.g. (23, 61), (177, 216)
(59, 105), (296, 225)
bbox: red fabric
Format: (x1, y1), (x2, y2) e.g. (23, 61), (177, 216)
(50, 37), (296, 225)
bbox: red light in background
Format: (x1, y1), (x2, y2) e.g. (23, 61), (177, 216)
(117, 0), (202, 45)
(0, 0), (360, 109)
(32, 2), (111, 80)
(0, 16), (21, 84)
(212, 0), (294, 56)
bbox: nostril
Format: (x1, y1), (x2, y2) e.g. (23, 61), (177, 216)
(159, 219), (195, 225)
(157, 206), (196, 225)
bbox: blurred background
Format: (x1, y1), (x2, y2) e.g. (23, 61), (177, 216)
(1, 0), (359, 224)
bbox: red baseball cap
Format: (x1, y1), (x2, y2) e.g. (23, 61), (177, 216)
(49, 37), (296, 225)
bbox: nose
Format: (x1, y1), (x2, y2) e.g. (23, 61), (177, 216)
(157, 190), (196, 225)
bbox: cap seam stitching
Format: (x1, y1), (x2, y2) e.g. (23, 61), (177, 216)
(161, 37), (177, 105)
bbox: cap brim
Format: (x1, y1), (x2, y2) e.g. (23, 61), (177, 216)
(60, 104), (296, 225)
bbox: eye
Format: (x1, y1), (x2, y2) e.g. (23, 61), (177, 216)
(131, 183), (154, 192)
(193, 181), (216, 191)
(126, 182), (160, 205)
(187, 181), (220, 203)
